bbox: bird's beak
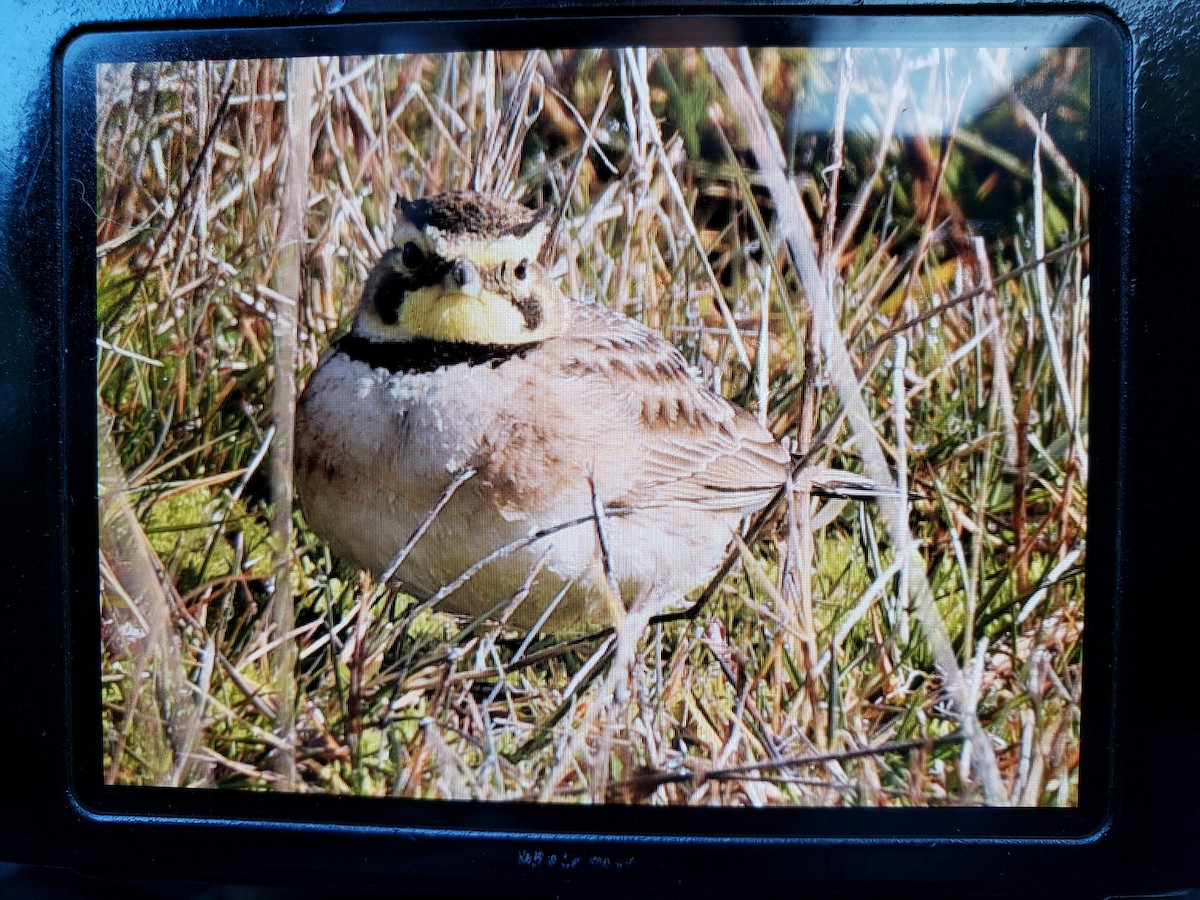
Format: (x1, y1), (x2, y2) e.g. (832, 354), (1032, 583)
(446, 258), (482, 298)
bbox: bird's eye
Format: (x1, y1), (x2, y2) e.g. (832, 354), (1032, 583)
(514, 258), (529, 281)
(401, 241), (425, 270)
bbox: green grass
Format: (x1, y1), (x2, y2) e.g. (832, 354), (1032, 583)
(96, 46), (1087, 805)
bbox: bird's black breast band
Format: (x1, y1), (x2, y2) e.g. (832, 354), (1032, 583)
(335, 334), (540, 374)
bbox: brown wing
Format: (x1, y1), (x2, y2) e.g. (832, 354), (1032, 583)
(555, 301), (788, 514)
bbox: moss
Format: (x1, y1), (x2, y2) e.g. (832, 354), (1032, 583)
(144, 486), (273, 587)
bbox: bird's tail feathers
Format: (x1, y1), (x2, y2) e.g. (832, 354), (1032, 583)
(801, 467), (918, 501)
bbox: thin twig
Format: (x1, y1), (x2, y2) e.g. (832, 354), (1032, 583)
(830, 58), (907, 264)
(379, 467), (477, 586)
(1032, 117), (1088, 484)
(268, 56), (314, 790)
(820, 49), (852, 275)
(606, 732), (969, 794)
(542, 74), (615, 265)
(862, 236), (1089, 356)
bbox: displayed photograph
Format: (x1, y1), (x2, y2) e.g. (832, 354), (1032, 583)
(96, 42), (1089, 805)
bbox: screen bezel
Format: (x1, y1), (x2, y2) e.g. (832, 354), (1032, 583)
(60, 10), (1126, 843)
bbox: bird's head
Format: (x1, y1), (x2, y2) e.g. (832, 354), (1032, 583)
(351, 191), (567, 346)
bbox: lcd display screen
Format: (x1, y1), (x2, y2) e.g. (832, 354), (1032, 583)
(85, 26), (1096, 812)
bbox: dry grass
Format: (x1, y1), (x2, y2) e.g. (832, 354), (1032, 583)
(96, 45), (1088, 805)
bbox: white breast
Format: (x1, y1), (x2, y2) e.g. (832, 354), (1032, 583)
(295, 350), (747, 632)
(299, 353), (580, 630)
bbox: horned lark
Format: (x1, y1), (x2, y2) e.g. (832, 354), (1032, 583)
(296, 191), (852, 633)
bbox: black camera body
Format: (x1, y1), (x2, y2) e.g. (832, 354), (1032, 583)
(0, 0), (1196, 895)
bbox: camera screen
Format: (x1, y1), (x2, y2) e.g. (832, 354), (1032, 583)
(94, 38), (1090, 808)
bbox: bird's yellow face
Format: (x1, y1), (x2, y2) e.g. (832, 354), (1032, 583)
(352, 194), (567, 347)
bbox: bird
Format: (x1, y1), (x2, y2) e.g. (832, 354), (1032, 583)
(294, 190), (875, 636)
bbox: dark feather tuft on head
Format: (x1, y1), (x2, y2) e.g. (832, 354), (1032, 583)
(397, 191), (543, 238)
